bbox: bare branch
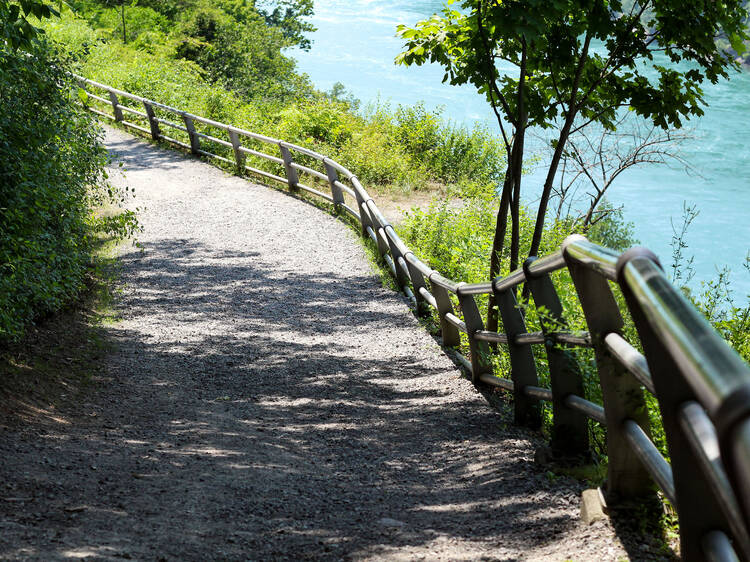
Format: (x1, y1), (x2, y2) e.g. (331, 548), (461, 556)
(551, 112), (699, 227)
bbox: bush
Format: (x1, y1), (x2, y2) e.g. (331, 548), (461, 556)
(0, 40), (133, 342)
(275, 101), (356, 148)
(338, 128), (421, 188)
(393, 103), (506, 184)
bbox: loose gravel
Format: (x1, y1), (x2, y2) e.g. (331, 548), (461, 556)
(0, 126), (639, 560)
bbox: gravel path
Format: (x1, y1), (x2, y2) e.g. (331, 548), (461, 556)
(0, 126), (635, 560)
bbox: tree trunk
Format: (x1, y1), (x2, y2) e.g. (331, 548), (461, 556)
(486, 160), (514, 335)
(527, 117), (574, 259)
(121, 6), (127, 44)
(509, 123), (525, 274)
(488, 46), (528, 331)
(527, 35), (591, 259)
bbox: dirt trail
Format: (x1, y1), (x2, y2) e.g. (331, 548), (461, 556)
(0, 127), (636, 560)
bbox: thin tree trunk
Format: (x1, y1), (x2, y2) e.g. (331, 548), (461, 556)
(527, 118), (573, 259)
(486, 162), (514, 335)
(527, 34), (591, 259)
(488, 44), (527, 330)
(509, 44), (527, 294)
(509, 133), (523, 274)
(121, 6), (127, 43)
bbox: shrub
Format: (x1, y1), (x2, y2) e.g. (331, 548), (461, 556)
(338, 129), (422, 188)
(393, 103), (506, 184)
(275, 101), (355, 148)
(0, 40), (133, 342)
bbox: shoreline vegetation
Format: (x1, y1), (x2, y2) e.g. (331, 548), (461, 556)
(43, 2), (507, 200)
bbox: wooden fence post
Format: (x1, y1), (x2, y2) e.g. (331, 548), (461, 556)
(228, 129), (245, 175)
(353, 182), (372, 238)
(616, 248), (748, 560)
(430, 280), (461, 348)
(324, 159), (345, 210)
(279, 144), (298, 191)
(108, 91), (123, 122)
(457, 287), (493, 384)
(405, 256), (429, 316)
(494, 284), (542, 428)
(563, 237), (654, 502)
(142, 101), (160, 140)
(524, 257), (589, 457)
(182, 115), (200, 155)
(384, 226), (411, 292)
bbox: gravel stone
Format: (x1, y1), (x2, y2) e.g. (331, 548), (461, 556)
(0, 126), (636, 561)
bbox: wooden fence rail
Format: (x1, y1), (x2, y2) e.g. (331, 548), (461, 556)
(75, 75), (750, 561)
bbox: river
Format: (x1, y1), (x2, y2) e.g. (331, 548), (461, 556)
(292, 0), (750, 300)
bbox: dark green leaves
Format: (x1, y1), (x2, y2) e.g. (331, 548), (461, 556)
(0, 0), (59, 50)
(0, 40), (114, 341)
(397, 0), (749, 133)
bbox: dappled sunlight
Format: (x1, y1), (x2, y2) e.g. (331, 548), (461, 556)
(61, 546), (127, 559)
(0, 128), (630, 560)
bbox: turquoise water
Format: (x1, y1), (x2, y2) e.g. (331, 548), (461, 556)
(292, 0), (750, 300)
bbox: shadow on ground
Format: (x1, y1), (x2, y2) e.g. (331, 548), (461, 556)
(0, 139), (664, 560)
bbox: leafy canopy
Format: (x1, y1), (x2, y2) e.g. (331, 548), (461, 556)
(397, 0), (749, 134)
(0, 0), (58, 49)
(397, 0), (749, 275)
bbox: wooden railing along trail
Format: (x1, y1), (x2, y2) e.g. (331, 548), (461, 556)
(76, 75), (750, 562)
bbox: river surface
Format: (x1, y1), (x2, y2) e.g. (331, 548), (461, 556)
(292, 0), (750, 300)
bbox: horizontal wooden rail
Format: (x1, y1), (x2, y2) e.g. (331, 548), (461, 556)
(75, 75), (750, 562)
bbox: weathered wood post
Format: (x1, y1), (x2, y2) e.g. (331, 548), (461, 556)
(494, 281), (542, 429)
(404, 255), (429, 316)
(228, 129), (245, 175)
(182, 114), (200, 155)
(429, 275), (461, 348)
(108, 91), (123, 122)
(524, 256), (589, 457)
(142, 101), (160, 140)
(352, 179), (372, 238)
(615, 247), (750, 561)
(563, 235), (654, 502)
(324, 159), (345, 211)
(278, 144), (299, 192)
(457, 285), (493, 384)
(384, 226), (411, 292)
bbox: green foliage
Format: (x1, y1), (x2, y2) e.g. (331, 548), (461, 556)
(42, 8), (508, 196)
(693, 264), (750, 363)
(398, 1), (748, 133)
(670, 205), (750, 363)
(0, 39), (136, 342)
(401, 189), (634, 286)
(337, 126), (419, 188)
(397, 0), (749, 264)
(399, 188), (643, 458)
(275, 101), (356, 148)
(393, 103), (505, 184)
(66, 0), (315, 103)
(0, 0), (58, 49)
(257, 0), (315, 51)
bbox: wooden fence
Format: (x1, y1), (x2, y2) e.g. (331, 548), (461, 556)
(76, 76), (750, 561)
